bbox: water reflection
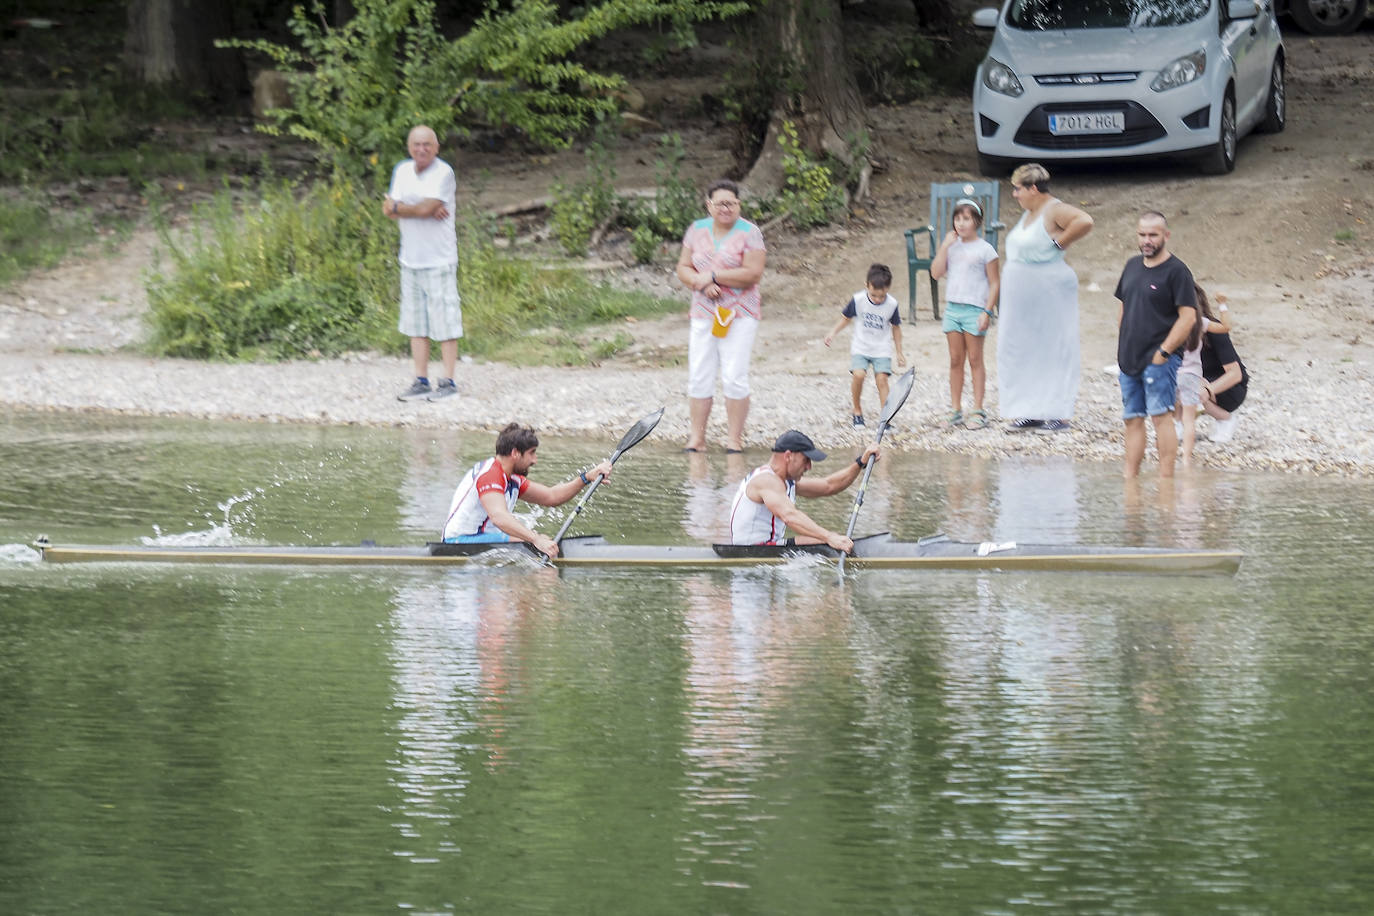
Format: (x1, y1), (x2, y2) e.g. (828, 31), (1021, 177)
(7, 411), (1374, 913)
(386, 570), (555, 868)
(681, 450), (747, 542)
(675, 567), (857, 895)
(994, 455), (1081, 544)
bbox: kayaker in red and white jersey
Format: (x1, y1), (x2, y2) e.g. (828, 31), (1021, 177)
(442, 423), (613, 559)
(728, 429), (880, 551)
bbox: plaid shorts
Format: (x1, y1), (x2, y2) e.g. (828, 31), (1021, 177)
(398, 264), (463, 340)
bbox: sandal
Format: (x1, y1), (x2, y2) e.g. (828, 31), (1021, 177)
(966, 409), (988, 430)
(947, 410), (964, 428)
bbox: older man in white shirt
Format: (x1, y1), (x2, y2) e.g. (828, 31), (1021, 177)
(384, 124), (462, 401)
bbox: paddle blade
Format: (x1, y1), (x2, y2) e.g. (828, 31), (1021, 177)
(879, 368), (916, 426)
(610, 407), (665, 461)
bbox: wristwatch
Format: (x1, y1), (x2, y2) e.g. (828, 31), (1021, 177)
(1157, 346), (1170, 358)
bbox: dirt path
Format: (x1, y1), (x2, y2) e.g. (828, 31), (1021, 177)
(2, 31), (1371, 474)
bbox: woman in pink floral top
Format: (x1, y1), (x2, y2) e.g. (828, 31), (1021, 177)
(674, 179), (767, 452)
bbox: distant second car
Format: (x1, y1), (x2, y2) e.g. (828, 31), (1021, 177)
(972, 0), (1286, 175)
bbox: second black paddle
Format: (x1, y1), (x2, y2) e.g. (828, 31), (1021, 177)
(837, 367), (915, 577)
(549, 407), (666, 555)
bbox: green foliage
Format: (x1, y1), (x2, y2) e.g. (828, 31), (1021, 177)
(630, 224), (661, 264)
(226, 0), (747, 186)
(647, 133), (700, 239)
(553, 130), (702, 258)
(455, 225), (678, 365)
(850, 31), (935, 103)
(777, 121), (846, 229)
(143, 176), (679, 365)
(0, 192), (131, 287)
(0, 86), (207, 183)
(145, 177), (398, 359)
(551, 130), (619, 257)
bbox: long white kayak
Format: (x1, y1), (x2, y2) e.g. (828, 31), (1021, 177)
(32, 533), (1243, 575)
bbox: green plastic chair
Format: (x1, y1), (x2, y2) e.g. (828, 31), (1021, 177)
(903, 181), (1006, 320)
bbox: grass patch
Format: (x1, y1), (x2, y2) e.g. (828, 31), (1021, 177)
(1, 85), (215, 184)
(0, 193), (131, 287)
(144, 177), (679, 364)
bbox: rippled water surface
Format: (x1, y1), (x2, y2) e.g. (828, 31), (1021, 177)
(3, 409), (1373, 913)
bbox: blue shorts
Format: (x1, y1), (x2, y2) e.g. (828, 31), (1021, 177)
(1120, 355), (1181, 419)
(445, 530), (512, 544)
(942, 301), (989, 336)
(850, 355), (893, 375)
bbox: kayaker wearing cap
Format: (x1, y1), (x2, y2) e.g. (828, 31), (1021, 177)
(727, 430), (881, 551)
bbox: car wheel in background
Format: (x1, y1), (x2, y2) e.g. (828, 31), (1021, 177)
(1288, 0), (1368, 35)
(1199, 92), (1238, 175)
(1258, 58), (1286, 134)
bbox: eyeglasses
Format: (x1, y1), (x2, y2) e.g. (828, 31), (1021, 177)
(711, 199), (740, 209)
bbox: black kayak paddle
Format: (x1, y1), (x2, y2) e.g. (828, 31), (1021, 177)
(550, 407), (665, 552)
(838, 367), (915, 577)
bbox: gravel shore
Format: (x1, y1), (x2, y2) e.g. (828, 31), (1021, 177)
(3, 340), (1371, 476)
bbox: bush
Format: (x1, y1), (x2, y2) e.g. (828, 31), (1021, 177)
(551, 131), (618, 257)
(630, 224), (661, 264)
(777, 120), (846, 229)
(144, 176), (680, 365)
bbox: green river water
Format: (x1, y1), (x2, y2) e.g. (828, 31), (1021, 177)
(2, 409), (1372, 914)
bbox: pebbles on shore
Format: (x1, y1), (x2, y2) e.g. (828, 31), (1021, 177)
(3, 349), (1371, 476)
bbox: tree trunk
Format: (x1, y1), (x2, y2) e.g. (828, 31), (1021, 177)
(742, 0), (872, 201)
(124, 0), (243, 103)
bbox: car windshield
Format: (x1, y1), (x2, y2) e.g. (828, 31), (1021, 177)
(1005, 0), (1211, 30)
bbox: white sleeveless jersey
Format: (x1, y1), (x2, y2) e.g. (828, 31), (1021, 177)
(442, 458), (526, 540)
(728, 465), (796, 544)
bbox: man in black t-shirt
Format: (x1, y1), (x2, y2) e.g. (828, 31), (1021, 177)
(1115, 212), (1197, 479)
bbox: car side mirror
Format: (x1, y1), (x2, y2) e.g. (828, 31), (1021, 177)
(1227, 0), (1260, 19)
(972, 7), (999, 28)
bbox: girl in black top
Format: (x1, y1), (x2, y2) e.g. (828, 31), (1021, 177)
(1195, 287), (1248, 442)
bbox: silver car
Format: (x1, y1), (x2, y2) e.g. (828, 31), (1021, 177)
(972, 0), (1286, 175)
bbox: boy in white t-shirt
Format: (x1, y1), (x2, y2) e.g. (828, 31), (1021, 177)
(931, 198), (1000, 429)
(823, 263), (906, 428)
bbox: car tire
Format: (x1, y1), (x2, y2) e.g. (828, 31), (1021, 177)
(1199, 92), (1237, 175)
(1257, 58), (1286, 134)
(976, 152), (1010, 177)
(1287, 0), (1367, 35)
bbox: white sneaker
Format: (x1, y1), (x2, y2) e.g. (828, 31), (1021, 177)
(1209, 414), (1239, 443)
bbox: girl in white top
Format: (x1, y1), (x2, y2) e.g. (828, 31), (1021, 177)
(931, 199), (1000, 429)
(1176, 287), (1233, 466)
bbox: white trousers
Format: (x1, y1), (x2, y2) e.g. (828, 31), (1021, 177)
(687, 314), (758, 399)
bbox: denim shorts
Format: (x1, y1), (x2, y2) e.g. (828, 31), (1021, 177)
(942, 301), (989, 336)
(850, 354), (893, 375)
(1120, 355), (1181, 419)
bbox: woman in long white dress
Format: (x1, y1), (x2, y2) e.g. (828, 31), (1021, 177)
(996, 163), (1094, 433)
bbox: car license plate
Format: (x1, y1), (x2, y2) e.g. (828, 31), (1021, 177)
(1048, 111), (1125, 135)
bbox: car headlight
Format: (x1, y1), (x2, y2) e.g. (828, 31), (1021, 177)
(982, 58), (1024, 98)
(1150, 49), (1206, 92)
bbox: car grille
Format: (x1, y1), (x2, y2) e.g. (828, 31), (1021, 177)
(1033, 72), (1138, 86)
(1013, 101), (1166, 150)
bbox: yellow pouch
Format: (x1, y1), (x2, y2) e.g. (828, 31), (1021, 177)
(710, 305), (736, 338)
